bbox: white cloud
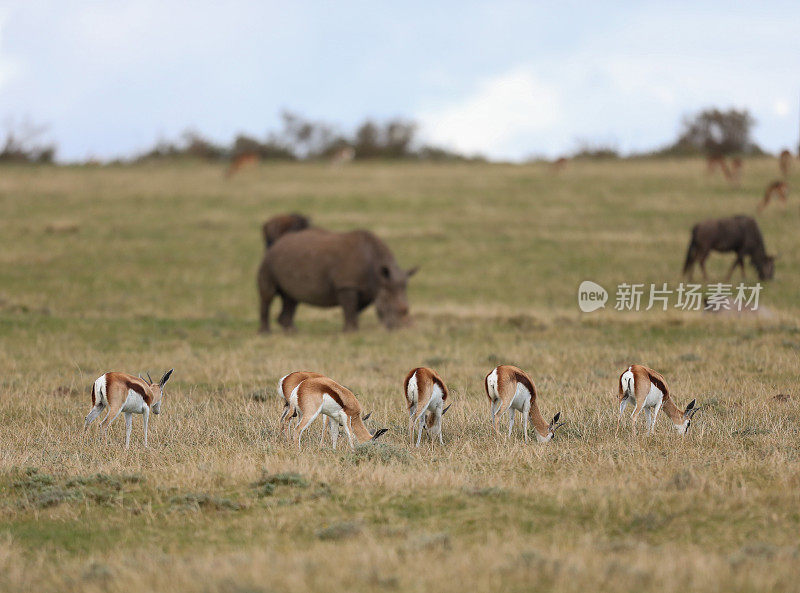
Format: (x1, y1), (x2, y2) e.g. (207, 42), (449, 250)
(418, 68), (562, 159)
(0, 11), (19, 90)
(773, 99), (790, 117)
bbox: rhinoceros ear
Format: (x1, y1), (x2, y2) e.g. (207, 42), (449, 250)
(406, 266), (419, 278)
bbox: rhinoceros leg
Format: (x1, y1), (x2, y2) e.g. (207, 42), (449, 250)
(277, 295), (298, 332)
(257, 265), (276, 333)
(337, 288), (360, 332)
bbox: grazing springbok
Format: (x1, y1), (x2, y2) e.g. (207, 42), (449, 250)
(779, 149), (792, 177)
(84, 369), (174, 448)
(682, 215), (775, 281)
(330, 146), (355, 166)
(706, 154), (733, 183)
(225, 152), (258, 179)
(550, 157), (568, 173)
(403, 367), (451, 446)
(278, 371), (326, 438)
(617, 365), (698, 436)
(758, 180), (788, 212)
(484, 365), (563, 443)
(278, 371), (374, 443)
(292, 376), (388, 450)
(730, 157), (743, 186)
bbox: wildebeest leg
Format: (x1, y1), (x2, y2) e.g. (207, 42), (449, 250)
(725, 256), (744, 281)
(698, 252), (710, 281)
(337, 288), (359, 332)
(257, 268), (275, 333)
(277, 295), (298, 332)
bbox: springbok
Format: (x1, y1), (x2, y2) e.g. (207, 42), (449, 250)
(617, 365), (698, 436)
(330, 146), (355, 166)
(279, 370), (374, 443)
(225, 152), (258, 179)
(84, 369), (174, 448)
(292, 376), (388, 450)
(706, 154), (733, 182)
(484, 365), (563, 443)
(278, 371), (326, 438)
(758, 180), (788, 212)
(779, 149), (791, 177)
(730, 157), (743, 186)
(403, 367), (451, 446)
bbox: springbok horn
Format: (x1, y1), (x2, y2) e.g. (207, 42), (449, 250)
(146, 371), (153, 384)
(362, 412), (372, 422)
(442, 404), (452, 415)
(552, 422), (566, 432)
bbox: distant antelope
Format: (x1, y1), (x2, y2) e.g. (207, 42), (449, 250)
(730, 157), (743, 186)
(330, 146), (355, 166)
(550, 157), (568, 173)
(292, 376), (388, 450)
(779, 149), (792, 177)
(84, 369), (174, 448)
(617, 365), (697, 436)
(758, 180), (788, 212)
(484, 365), (563, 443)
(225, 152), (258, 178)
(403, 367), (451, 446)
(706, 154), (732, 181)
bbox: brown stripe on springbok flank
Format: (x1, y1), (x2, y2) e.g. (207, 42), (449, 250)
(124, 377), (153, 406)
(484, 372), (491, 401)
(512, 369), (537, 399)
(323, 388), (347, 412)
(645, 370), (670, 398)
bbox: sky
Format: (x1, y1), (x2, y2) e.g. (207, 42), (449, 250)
(0, 1), (798, 162)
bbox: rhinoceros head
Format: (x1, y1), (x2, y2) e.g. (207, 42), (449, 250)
(375, 265), (417, 329)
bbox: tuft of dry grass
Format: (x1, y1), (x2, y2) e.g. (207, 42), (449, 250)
(0, 159), (799, 592)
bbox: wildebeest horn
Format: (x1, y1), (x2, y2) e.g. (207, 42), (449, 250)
(442, 404), (452, 415)
(362, 412), (372, 422)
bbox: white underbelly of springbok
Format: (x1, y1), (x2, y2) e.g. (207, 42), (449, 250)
(421, 383), (444, 413)
(121, 390), (147, 414)
(510, 383), (531, 412)
(320, 394), (348, 424)
(643, 384), (663, 409)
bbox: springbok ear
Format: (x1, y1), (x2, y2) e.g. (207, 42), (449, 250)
(371, 428), (389, 441)
(159, 368), (174, 387)
(442, 404), (452, 415)
(362, 412), (372, 422)
(551, 411), (561, 425)
(406, 266), (419, 278)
